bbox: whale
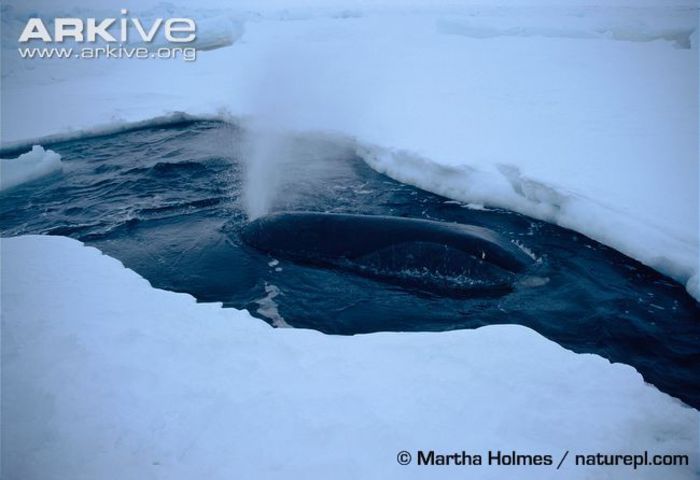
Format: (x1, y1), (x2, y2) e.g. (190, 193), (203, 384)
(239, 211), (534, 295)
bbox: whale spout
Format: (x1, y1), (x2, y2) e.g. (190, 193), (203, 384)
(240, 211), (534, 295)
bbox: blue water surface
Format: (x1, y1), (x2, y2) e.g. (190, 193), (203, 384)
(1, 120), (698, 407)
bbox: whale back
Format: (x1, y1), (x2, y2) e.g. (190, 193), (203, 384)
(240, 212), (533, 294)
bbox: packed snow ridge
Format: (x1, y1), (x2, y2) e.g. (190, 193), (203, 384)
(2, 235), (698, 479)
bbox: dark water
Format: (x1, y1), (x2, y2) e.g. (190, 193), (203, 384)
(1, 120), (698, 407)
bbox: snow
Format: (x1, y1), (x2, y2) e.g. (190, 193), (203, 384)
(2, 4), (697, 477)
(2, 234), (698, 479)
(0, 145), (62, 191)
(1, 2), (696, 300)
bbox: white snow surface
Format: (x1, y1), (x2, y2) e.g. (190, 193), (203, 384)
(0, 2), (698, 299)
(0, 145), (62, 191)
(2, 234), (698, 479)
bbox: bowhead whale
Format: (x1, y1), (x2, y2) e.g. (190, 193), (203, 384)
(240, 212), (533, 295)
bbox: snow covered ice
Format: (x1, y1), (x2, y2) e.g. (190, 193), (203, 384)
(1, 0), (697, 299)
(0, 145), (62, 191)
(2, 235), (698, 479)
(1, 0), (699, 478)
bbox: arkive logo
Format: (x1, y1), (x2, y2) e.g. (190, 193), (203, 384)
(18, 9), (196, 43)
(17, 9), (198, 62)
